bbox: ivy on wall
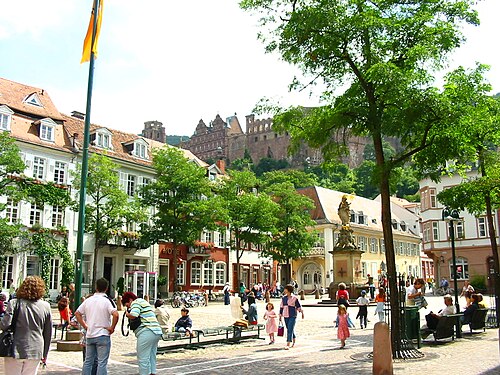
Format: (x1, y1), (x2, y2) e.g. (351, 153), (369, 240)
(28, 231), (73, 294)
(14, 176), (72, 207)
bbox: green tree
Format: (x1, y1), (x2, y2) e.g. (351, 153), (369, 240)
(218, 170), (279, 284)
(253, 157), (289, 176)
(73, 153), (146, 289)
(0, 132), (26, 260)
(260, 169), (318, 190)
(140, 147), (225, 291)
(309, 163), (357, 193)
(436, 65), (500, 326)
(262, 181), (317, 275)
(240, 0), (478, 356)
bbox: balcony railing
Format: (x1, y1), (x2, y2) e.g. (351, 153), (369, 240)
(306, 246), (325, 257)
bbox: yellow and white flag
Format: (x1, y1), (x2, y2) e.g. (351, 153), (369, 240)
(81, 0), (104, 63)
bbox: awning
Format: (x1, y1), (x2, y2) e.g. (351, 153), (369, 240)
(240, 265), (250, 270)
(253, 265), (260, 270)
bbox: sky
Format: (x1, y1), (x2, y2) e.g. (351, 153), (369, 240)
(1, 0), (499, 137)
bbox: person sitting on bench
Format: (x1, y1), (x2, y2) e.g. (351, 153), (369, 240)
(241, 292), (258, 325)
(461, 294), (480, 325)
(174, 308), (193, 336)
(423, 294), (455, 331)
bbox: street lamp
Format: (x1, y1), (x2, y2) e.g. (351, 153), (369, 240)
(442, 207), (462, 338)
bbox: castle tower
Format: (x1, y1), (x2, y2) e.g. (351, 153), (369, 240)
(142, 120), (166, 143)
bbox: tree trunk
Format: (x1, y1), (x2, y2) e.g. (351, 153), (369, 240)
(480, 160), (500, 330)
(374, 132), (401, 357)
(172, 243), (178, 293)
(91, 244), (99, 293)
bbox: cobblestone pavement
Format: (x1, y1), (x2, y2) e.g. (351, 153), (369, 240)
(2, 295), (499, 374)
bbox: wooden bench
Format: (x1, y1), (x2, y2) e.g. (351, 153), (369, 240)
(468, 308), (488, 333)
(421, 314), (461, 342)
(157, 324), (265, 353)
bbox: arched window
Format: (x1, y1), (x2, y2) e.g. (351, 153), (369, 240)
(191, 261), (202, 285)
(303, 272), (310, 285)
(313, 271), (322, 284)
(450, 257), (469, 280)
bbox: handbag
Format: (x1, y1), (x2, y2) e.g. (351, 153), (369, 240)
(0, 299), (21, 357)
(277, 323), (284, 337)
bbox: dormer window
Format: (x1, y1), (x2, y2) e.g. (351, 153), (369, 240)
(0, 105), (13, 131)
(134, 142), (147, 159)
(97, 133), (110, 148)
(400, 221), (407, 231)
(123, 138), (149, 159)
(91, 128), (113, 150)
(36, 118), (57, 142)
(23, 92), (43, 107)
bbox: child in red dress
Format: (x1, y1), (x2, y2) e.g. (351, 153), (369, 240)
(336, 304), (352, 348)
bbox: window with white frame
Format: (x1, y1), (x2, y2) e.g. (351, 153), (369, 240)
(370, 238), (378, 253)
(358, 236), (367, 252)
(33, 157), (46, 180)
(1, 256), (14, 289)
(49, 258), (60, 289)
(380, 239), (385, 253)
(127, 174), (136, 197)
(40, 123), (55, 141)
(53, 161), (66, 184)
(30, 203), (42, 226)
(191, 262), (202, 284)
(0, 106), (13, 131)
(52, 205), (64, 228)
(432, 221), (439, 241)
(5, 198), (18, 224)
(405, 242), (411, 256)
(26, 256), (39, 276)
(203, 262), (214, 285)
(134, 142), (147, 159)
(215, 262), (225, 285)
(82, 254), (92, 285)
(177, 262), (186, 285)
(202, 231), (213, 243)
(478, 217), (487, 237)
(423, 223), (431, 243)
(429, 188), (437, 208)
(216, 231), (226, 247)
(399, 241), (404, 255)
(303, 271), (310, 285)
(96, 132), (111, 149)
(456, 220), (464, 238)
(450, 257), (469, 280)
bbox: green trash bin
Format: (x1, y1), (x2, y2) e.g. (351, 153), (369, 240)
(404, 306), (421, 348)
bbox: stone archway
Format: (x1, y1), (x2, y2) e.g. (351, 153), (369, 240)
(299, 262), (323, 292)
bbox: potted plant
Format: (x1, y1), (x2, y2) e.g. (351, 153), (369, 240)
(116, 277), (125, 311)
(157, 276), (168, 298)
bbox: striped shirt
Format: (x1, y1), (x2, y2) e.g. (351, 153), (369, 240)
(279, 295), (302, 318)
(129, 298), (162, 335)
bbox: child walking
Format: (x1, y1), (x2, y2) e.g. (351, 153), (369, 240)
(374, 287), (386, 322)
(336, 304), (353, 349)
(263, 302), (278, 344)
(356, 290), (370, 329)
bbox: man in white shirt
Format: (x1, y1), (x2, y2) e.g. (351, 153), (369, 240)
(75, 278), (118, 375)
(423, 295), (455, 331)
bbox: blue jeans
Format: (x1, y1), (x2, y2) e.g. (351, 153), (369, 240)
(83, 335), (111, 375)
(284, 316), (297, 343)
(136, 329), (161, 375)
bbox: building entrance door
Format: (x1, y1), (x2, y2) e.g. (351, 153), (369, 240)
(103, 257), (113, 297)
(301, 263), (322, 291)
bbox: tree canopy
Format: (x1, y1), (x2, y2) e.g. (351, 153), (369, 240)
(240, 0), (479, 356)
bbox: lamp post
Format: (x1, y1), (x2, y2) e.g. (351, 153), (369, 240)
(442, 207), (462, 338)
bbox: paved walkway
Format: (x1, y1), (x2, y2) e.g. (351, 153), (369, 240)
(2, 295), (499, 374)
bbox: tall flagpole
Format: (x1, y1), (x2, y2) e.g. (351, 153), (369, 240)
(75, 0), (101, 310)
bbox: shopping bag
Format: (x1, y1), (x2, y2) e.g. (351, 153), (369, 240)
(277, 324), (284, 337)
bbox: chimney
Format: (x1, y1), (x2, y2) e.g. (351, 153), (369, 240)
(71, 111), (85, 120)
(216, 159), (226, 174)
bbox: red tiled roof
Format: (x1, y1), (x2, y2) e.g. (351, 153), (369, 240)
(0, 77), (64, 121)
(62, 114), (208, 168)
